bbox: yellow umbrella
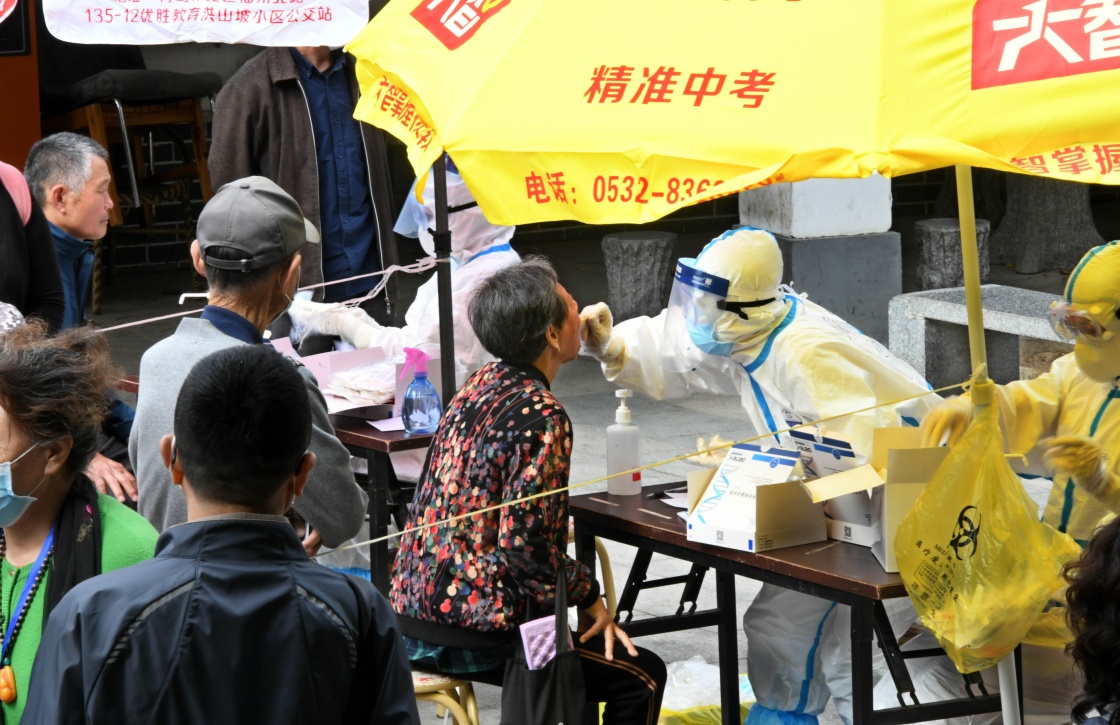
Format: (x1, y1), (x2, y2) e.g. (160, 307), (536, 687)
(349, 0), (1120, 390)
(350, 0), (1120, 226)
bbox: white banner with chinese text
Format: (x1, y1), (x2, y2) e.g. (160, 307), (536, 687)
(42, 0), (368, 46)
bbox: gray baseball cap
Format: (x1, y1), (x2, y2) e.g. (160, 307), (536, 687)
(197, 176), (319, 272)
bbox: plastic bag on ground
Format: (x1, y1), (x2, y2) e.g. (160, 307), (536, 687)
(656, 656), (754, 725)
(894, 404), (1082, 673)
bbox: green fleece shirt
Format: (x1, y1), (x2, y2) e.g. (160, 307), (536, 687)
(0, 494), (158, 724)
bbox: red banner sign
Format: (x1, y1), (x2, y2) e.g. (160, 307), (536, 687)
(974, 0), (1120, 88)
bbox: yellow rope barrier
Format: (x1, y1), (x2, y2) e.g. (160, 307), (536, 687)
(316, 379), (969, 558)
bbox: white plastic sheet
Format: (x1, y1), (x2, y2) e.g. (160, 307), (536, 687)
(42, 0), (368, 46)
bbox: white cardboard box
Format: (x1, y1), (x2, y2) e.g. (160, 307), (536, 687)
(790, 428), (873, 547)
(872, 446), (949, 572)
(801, 428), (948, 572)
(686, 443), (825, 553)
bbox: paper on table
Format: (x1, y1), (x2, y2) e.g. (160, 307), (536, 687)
(663, 492), (692, 509)
(369, 416), (405, 432)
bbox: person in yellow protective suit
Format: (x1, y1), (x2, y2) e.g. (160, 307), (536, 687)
(581, 227), (941, 725)
(922, 240), (1120, 543)
(905, 241), (1120, 725)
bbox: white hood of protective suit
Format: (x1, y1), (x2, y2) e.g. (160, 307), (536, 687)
(394, 169), (515, 266)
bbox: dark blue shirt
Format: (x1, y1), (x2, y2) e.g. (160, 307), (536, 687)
(290, 48), (379, 302)
(48, 221), (94, 330)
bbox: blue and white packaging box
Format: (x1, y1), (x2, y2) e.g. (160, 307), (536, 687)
(686, 443), (825, 553)
(789, 428), (874, 547)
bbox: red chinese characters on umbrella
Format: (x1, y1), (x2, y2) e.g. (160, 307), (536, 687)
(584, 65), (777, 108)
(973, 0), (1120, 88)
(411, 0), (511, 50)
(372, 75), (436, 151)
(1011, 143), (1120, 175)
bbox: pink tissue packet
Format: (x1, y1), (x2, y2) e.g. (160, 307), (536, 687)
(519, 616), (575, 670)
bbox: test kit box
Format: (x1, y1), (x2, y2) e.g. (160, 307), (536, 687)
(801, 428), (948, 572)
(789, 429), (874, 547)
(686, 443), (825, 553)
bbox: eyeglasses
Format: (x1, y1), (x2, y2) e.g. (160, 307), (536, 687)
(1048, 300), (1118, 345)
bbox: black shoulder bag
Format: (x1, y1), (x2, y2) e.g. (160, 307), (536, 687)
(499, 565), (588, 725)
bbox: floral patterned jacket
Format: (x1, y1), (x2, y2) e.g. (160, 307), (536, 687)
(390, 361), (598, 638)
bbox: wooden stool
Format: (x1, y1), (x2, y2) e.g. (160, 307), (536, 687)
(412, 667), (480, 725)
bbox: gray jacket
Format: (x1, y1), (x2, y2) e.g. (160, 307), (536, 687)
(129, 317), (367, 547)
(208, 47), (399, 318)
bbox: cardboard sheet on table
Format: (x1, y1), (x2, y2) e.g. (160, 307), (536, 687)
(300, 347), (388, 387)
(324, 394), (363, 415)
(871, 427), (923, 470)
(802, 465), (884, 503)
(270, 336), (299, 359)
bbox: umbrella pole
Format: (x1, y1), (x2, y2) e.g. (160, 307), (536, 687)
(954, 165), (995, 403)
(957, 165), (1014, 721)
(433, 155), (456, 410)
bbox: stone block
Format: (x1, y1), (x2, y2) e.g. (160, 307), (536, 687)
(773, 231), (901, 345)
(602, 231), (678, 322)
(739, 176), (892, 238)
(915, 218), (991, 290)
(888, 285), (1064, 390)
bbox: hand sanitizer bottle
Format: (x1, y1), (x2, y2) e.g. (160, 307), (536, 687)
(400, 348), (442, 436)
(606, 389), (641, 495)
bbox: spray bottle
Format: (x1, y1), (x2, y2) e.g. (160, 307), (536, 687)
(606, 389), (642, 495)
(400, 347), (442, 436)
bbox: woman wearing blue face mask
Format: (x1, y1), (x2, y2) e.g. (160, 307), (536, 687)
(0, 321), (158, 723)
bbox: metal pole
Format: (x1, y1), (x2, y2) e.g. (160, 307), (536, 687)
(433, 156), (456, 410)
(997, 654), (1022, 725)
(955, 166), (990, 382)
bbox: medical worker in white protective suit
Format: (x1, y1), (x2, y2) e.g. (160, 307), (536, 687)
(290, 169), (518, 577)
(580, 227), (941, 725)
(289, 167), (518, 382)
(899, 241), (1120, 724)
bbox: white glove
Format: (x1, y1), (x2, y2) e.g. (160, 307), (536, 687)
(1044, 435), (1120, 512)
(919, 396), (974, 447)
(289, 299), (381, 347)
(579, 303), (622, 361)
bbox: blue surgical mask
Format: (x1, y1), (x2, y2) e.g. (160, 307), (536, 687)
(0, 443), (45, 528)
(686, 319), (734, 357)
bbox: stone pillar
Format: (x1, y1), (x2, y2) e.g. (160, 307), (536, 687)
(601, 231), (678, 322)
(914, 218), (990, 291)
(739, 176), (897, 343)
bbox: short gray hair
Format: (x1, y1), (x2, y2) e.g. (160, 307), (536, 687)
(468, 256), (568, 365)
(24, 132), (109, 207)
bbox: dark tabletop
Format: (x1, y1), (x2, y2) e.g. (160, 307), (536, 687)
(571, 482), (907, 601)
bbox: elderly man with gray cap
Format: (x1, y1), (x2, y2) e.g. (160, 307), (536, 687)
(129, 177), (367, 554)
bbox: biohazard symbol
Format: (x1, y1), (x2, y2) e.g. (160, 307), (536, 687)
(949, 505), (981, 560)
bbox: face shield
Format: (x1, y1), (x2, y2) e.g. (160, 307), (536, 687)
(661, 259), (739, 371)
(1049, 299), (1120, 382)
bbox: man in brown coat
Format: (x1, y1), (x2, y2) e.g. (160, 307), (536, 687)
(209, 46), (402, 342)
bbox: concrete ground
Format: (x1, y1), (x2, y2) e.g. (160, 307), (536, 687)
(93, 226), (1068, 725)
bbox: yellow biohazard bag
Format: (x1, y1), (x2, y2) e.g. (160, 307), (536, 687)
(894, 404), (1082, 673)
